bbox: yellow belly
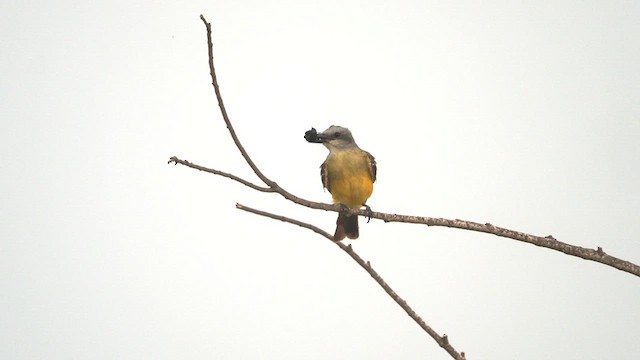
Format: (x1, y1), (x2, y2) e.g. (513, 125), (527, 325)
(325, 151), (374, 208)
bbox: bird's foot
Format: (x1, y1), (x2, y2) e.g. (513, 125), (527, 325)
(338, 203), (350, 214)
(363, 204), (373, 223)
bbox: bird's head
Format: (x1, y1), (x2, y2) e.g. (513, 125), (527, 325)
(304, 125), (357, 150)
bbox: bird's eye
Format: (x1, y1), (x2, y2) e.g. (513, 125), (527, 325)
(334, 132), (341, 138)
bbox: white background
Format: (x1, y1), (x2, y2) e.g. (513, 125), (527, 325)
(2, 1), (639, 359)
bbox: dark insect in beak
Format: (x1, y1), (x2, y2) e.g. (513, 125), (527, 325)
(304, 127), (323, 143)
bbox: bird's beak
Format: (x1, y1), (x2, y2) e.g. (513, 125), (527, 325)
(304, 128), (327, 143)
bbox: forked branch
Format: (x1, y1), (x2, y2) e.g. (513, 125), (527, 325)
(235, 203), (466, 360)
(169, 14), (639, 360)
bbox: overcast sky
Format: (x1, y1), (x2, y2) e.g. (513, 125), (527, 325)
(2, 1), (639, 359)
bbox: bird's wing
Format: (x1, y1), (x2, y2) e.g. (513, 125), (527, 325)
(320, 160), (330, 191)
(366, 151), (377, 183)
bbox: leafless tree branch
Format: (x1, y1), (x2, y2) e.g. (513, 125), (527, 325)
(168, 14), (639, 360)
(236, 203), (333, 238)
(170, 151), (640, 279)
(173, 14), (467, 359)
(168, 157), (274, 192)
(236, 203), (466, 360)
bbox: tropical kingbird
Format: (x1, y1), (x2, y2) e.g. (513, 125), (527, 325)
(305, 125), (377, 240)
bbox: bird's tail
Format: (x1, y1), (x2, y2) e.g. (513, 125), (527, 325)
(334, 212), (359, 241)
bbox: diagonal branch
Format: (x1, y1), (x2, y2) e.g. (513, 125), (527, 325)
(198, 15), (341, 206)
(236, 203), (466, 360)
(200, 15), (277, 189)
(236, 203), (332, 238)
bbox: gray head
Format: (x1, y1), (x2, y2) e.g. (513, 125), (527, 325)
(314, 125), (358, 151)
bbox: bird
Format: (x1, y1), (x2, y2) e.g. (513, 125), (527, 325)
(305, 125), (376, 240)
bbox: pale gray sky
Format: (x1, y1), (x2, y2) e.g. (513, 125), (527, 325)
(1, 1), (639, 359)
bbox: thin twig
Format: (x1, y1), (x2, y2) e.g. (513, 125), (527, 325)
(168, 156), (274, 192)
(197, 16), (338, 205)
(236, 203), (466, 360)
(200, 15), (276, 188)
(236, 203), (332, 238)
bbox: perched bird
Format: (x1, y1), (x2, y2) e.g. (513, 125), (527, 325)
(305, 125), (376, 240)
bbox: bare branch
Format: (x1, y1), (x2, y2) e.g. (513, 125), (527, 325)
(236, 203), (466, 360)
(170, 14), (640, 360)
(197, 16), (338, 204)
(236, 203), (332, 238)
(171, 154), (640, 279)
(168, 156), (274, 192)
(374, 215), (640, 278)
(199, 15), (277, 189)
